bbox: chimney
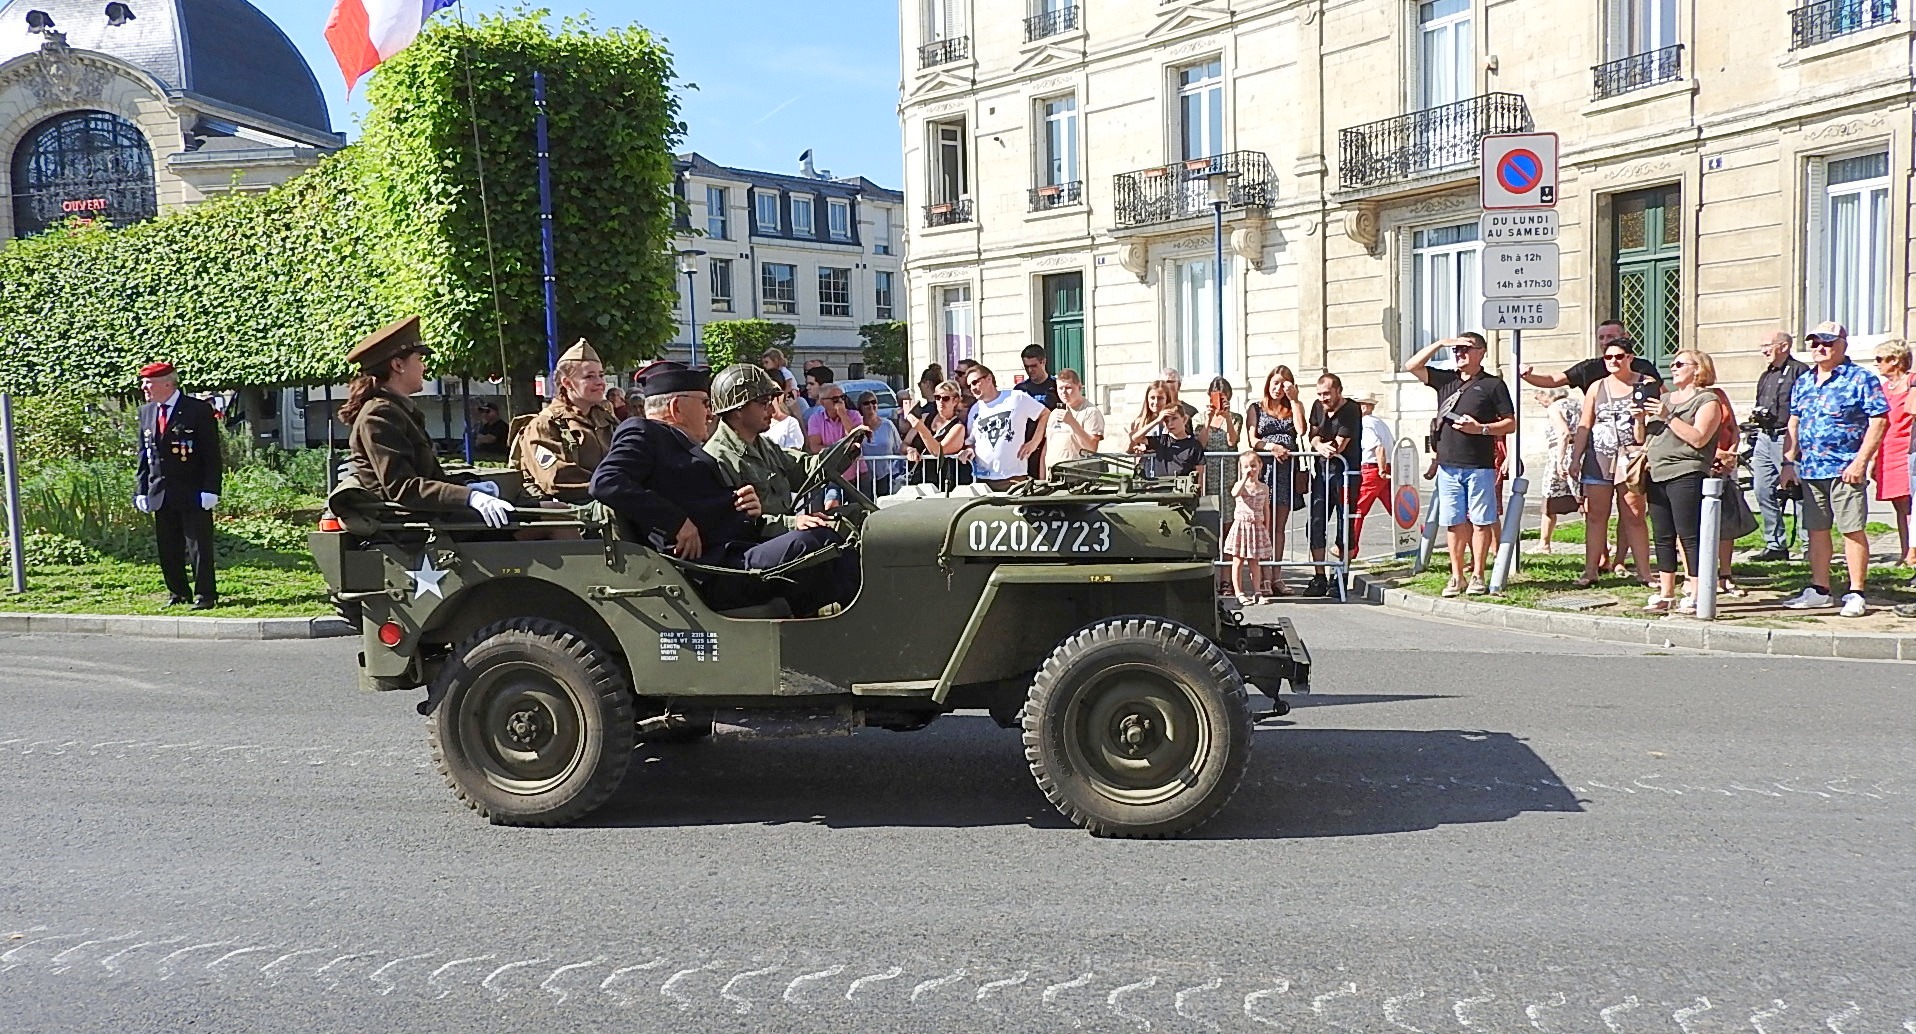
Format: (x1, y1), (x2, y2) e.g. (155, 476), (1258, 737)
(799, 149), (818, 179)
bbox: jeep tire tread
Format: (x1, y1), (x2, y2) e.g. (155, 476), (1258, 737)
(428, 618), (634, 826)
(1022, 616), (1252, 838)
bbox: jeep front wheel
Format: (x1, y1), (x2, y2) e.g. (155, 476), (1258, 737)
(428, 619), (634, 826)
(1022, 617), (1252, 837)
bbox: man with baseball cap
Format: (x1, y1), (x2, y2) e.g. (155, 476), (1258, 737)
(1780, 321), (1888, 616)
(134, 361), (222, 608)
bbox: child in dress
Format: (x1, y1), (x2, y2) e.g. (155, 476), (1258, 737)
(1223, 450), (1278, 604)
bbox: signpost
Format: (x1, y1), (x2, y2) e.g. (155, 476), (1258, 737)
(1479, 133), (1560, 593)
(1392, 439), (1422, 560)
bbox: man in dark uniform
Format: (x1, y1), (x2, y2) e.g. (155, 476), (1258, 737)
(133, 362), (222, 609)
(589, 364), (850, 615)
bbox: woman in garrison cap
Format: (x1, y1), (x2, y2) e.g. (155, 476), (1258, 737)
(513, 338), (619, 504)
(339, 316), (517, 528)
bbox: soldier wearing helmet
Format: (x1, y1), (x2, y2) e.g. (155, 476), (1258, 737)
(514, 338), (620, 503)
(705, 363), (859, 535)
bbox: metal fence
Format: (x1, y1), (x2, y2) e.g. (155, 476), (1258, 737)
(1790, 0), (1897, 48)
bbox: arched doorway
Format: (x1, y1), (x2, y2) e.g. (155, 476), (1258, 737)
(9, 110), (158, 238)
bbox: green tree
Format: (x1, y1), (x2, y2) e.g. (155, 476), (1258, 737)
(701, 320), (796, 371)
(859, 321), (908, 379)
(0, 10), (682, 396)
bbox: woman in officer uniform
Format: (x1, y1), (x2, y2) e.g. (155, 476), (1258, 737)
(340, 316), (517, 528)
(515, 338), (619, 503)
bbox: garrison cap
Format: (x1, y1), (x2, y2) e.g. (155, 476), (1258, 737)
(346, 316), (430, 371)
(137, 361), (176, 380)
(559, 338), (601, 364)
(636, 361), (709, 397)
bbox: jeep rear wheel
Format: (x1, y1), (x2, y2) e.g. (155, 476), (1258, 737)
(428, 619), (634, 826)
(1022, 617), (1251, 838)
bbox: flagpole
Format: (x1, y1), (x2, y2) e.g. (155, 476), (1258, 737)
(534, 69), (559, 383)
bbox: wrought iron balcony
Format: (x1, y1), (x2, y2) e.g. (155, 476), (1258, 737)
(1029, 181), (1084, 212)
(1025, 5), (1079, 41)
(1336, 93), (1530, 191)
(919, 36), (969, 69)
(1592, 44), (1684, 99)
(1112, 151), (1273, 229)
(924, 199), (974, 228)
(1791, 0), (1897, 48)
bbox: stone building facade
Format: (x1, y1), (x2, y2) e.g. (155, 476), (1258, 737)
(0, 0), (339, 243)
(671, 152), (906, 375)
(898, 0), (1915, 448)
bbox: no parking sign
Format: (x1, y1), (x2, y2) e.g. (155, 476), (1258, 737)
(1392, 439), (1422, 558)
(1480, 133), (1559, 210)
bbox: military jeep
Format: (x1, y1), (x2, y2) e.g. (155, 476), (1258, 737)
(310, 446), (1311, 837)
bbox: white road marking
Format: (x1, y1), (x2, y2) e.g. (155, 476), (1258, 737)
(157, 938), (236, 978)
(1599, 995), (1641, 1032)
(368, 952), (434, 995)
(719, 964), (779, 1012)
(597, 958), (665, 1007)
(259, 948), (329, 979)
(1383, 989), (1428, 1032)
(976, 971), (1029, 1000)
(846, 966), (903, 1001)
(426, 954), (496, 999)
(1749, 998), (1788, 1033)
(1454, 992), (1494, 1029)
(479, 957), (548, 1001)
(1108, 975), (1159, 1031)
(1524, 992), (1565, 1032)
(206, 945), (280, 970)
(1826, 1002), (1862, 1033)
(100, 936), (184, 973)
(909, 968), (969, 1003)
(1673, 995), (1714, 1033)
(1243, 977), (1291, 1027)
(660, 961), (720, 1009)
(539, 958), (604, 1006)
(48, 931), (140, 971)
(1174, 976), (1222, 1029)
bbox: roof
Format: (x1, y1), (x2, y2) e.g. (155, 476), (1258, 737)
(0, 0), (334, 139)
(677, 151), (901, 204)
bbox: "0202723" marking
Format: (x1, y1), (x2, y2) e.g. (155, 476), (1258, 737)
(966, 518), (1111, 553)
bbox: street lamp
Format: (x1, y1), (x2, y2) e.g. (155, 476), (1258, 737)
(677, 248), (707, 365)
(1204, 169), (1241, 381)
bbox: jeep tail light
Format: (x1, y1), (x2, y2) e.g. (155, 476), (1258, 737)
(377, 621), (404, 647)
(318, 515), (344, 532)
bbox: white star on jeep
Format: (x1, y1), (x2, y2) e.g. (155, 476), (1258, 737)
(410, 554), (448, 600)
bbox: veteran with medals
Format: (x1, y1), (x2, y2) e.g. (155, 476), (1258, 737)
(339, 316), (518, 528)
(514, 338), (619, 503)
(133, 361), (222, 609)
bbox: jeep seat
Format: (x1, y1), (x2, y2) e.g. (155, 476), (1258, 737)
(716, 599), (795, 620)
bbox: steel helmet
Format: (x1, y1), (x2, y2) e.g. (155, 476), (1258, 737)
(711, 363), (782, 414)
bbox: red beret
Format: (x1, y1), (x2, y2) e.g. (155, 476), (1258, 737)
(138, 362), (175, 379)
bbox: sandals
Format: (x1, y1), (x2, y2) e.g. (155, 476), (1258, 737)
(1574, 576), (1600, 589)
(1642, 596), (1675, 614)
(1267, 581), (1295, 597)
(1236, 594), (1257, 607)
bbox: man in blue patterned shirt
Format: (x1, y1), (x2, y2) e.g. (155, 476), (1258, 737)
(1780, 321), (1888, 616)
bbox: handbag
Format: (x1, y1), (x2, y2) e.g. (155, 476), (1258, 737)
(1545, 493), (1581, 515)
(1718, 479), (1759, 541)
(1620, 447), (1651, 495)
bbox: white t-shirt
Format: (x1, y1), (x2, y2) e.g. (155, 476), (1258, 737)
(766, 415), (804, 450)
(1359, 413), (1392, 465)
(1045, 399), (1107, 470)
(967, 389), (1050, 481)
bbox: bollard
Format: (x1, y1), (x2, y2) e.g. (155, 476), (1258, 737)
(1696, 477), (1724, 620)
(1488, 475), (1529, 593)
(1414, 489), (1440, 575)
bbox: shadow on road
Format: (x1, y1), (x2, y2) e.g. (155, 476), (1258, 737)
(586, 716), (1580, 839)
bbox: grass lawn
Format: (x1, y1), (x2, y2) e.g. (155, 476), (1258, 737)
(0, 527), (330, 618)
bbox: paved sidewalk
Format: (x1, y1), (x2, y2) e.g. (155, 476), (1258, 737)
(0, 612), (355, 640)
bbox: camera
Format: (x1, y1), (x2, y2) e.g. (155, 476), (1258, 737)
(1747, 405), (1780, 431)
(1632, 379), (1662, 405)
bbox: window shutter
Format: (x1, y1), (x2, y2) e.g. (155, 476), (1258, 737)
(1395, 227), (1417, 368)
(1804, 157), (1829, 327)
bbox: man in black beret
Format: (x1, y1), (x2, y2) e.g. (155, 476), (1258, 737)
(590, 364), (850, 615)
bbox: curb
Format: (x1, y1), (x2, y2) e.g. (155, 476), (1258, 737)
(1349, 575), (1916, 661)
(0, 612), (356, 641)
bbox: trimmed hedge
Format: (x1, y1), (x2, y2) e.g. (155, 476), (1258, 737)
(702, 319), (795, 371)
(0, 11), (681, 396)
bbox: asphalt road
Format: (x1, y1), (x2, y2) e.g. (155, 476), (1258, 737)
(2, 604), (1912, 1033)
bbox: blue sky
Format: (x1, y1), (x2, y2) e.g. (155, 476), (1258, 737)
(255, 0), (906, 186)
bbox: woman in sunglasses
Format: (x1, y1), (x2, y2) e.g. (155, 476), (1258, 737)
(901, 379), (972, 491)
(1568, 339), (1655, 588)
(1640, 349), (1724, 613)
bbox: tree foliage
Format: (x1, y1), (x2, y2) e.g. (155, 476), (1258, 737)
(701, 319), (795, 371)
(859, 321), (908, 378)
(0, 10), (682, 396)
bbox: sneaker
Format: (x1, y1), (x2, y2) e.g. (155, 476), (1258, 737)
(1839, 592), (1867, 618)
(1752, 547), (1790, 562)
(1780, 587), (1833, 610)
(1464, 577), (1487, 596)
(1440, 576), (1464, 598)
(1305, 575), (1330, 597)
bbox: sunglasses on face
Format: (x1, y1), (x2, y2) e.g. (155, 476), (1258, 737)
(822, 395), (846, 403)
(1603, 353), (1630, 362)
(935, 394), (958, 401)
(1671, 360), (1694, 369)
(1809, 340), (1838, 350)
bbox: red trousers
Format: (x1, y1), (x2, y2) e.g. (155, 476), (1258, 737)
(1353, 463), (1389, 545)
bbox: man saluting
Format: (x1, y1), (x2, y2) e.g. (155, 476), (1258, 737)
(133, 362), (222, 609)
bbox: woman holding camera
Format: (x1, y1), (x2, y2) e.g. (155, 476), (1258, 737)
(1641, 349), (1725, 613)
(1568, 338), (1654, 588)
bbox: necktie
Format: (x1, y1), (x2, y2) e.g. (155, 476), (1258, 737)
(158, 403), (169, 436)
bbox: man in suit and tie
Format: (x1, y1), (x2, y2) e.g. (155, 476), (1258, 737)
(133, 362), (222, 609)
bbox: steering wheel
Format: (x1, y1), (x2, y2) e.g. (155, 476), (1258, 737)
(796, 427), (881, 514)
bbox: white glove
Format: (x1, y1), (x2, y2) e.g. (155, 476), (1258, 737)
(469, 480), (502, 497)
(134, 494), (152, 513)
(468, 490), (514, 528)
(200, 493), (219, 511)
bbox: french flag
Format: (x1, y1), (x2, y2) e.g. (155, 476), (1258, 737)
(324, 0), (457, 92)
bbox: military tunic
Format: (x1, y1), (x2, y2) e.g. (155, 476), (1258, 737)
(702, 421), (827, 535)
(347, 388), (474, 512)
(516, 399), (618, 503)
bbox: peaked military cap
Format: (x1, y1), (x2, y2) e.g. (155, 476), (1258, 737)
(636, 361), (709, 397)
(346, 316), (430, 371)
(559, 338), (601, 364)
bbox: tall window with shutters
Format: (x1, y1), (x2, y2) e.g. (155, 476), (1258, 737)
(1808, 151), (1891, 337)
(1406, 222), (1482, 364)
